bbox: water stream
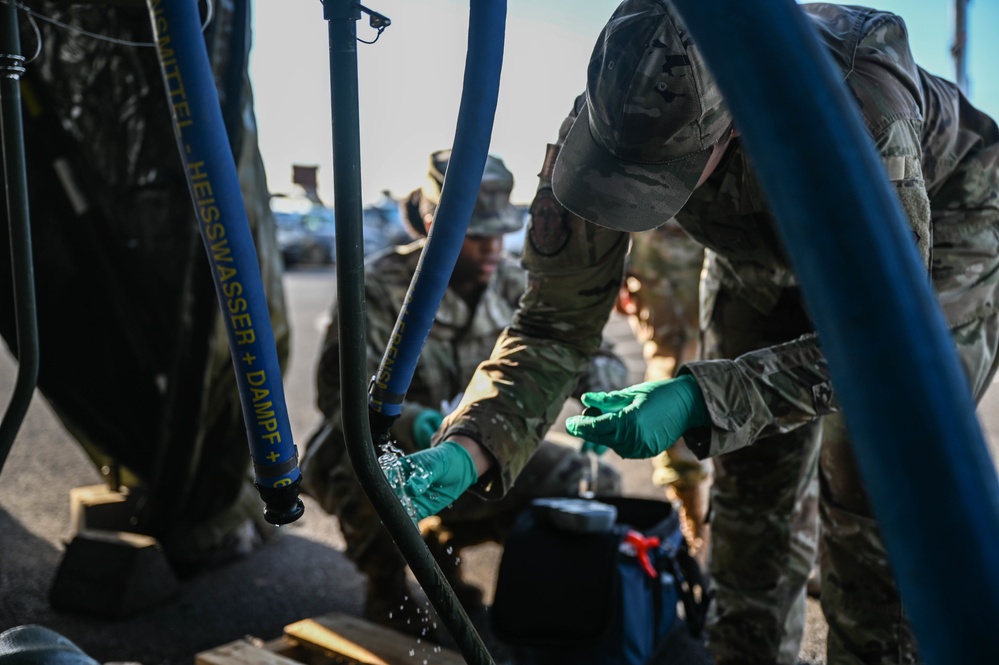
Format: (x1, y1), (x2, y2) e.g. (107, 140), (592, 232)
(377, 440), (428, 522)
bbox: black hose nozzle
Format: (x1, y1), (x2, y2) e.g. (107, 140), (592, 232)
(255, 478), (306, 525)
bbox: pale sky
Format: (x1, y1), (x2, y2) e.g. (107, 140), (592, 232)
(249, 0), (999, 206)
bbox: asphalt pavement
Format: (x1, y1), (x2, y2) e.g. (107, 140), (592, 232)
(1, 264), (997, 665)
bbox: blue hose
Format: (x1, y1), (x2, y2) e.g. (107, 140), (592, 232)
(367, 0), (506, 424)
(673, 0), (999, 660)
(147, 0), (303, 525)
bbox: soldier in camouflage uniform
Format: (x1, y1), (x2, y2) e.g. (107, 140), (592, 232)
(399, 2), (999, 664)
(552, 95), (816, 586)
(300, 150), (625, 637)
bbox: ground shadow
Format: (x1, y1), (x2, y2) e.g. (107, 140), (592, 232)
(0, 517), (363, 665)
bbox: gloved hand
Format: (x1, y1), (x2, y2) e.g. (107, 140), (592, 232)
(401, 440), (478, 520)
(565, 375), (710, 459)
(411, 408), (444, 450)
(580, 440), (609, 456)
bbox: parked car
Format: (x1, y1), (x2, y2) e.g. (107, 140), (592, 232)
(299, 209), (337, 263)
(274, 211), (310, 266)
(273, 209), (334, 266)
(362, 202), (410, 255)
(271, 192), (420, 268)
(270, 192), (337, 267)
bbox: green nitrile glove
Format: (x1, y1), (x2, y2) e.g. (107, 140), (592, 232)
(580, 440), (609, 456)
(411, 408), (444, 450)
(402, 440), (478, 520)
(565, 375), (710, 459)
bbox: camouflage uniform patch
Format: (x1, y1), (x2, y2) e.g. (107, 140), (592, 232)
(528, 188), (572, 256)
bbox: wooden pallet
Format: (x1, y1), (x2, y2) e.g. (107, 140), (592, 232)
(196, 612), (465, 665)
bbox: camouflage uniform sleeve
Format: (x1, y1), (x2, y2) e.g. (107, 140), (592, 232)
(441, 212), (629, 497)
(678, 334), (835, 457)
(848, 11), (931, 264)
(439, 94), (632, 498)
(679, 12), (931, 459)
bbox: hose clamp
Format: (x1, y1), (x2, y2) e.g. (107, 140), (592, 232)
(0, 53), (25, 80)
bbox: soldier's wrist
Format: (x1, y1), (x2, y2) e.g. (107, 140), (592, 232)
(447, 434), (493, 477)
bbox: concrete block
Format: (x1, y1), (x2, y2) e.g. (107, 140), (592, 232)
(68, 484), (140, 533)
(49, 529), (179, 619)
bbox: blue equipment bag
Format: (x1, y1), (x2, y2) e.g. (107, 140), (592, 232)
(491, 496), (711, 665)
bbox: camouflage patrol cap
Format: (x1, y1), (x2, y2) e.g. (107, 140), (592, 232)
(417, 149), (524, 236)
(552, 0), (731, 232)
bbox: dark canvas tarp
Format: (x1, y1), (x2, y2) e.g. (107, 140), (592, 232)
(0, 0), (290, 560)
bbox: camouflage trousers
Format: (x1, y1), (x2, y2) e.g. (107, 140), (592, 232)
(300, 423), (621, 578)
(702, 287), (913, 665)
(704, 200), (999, 663)
(700, 287), (820, 664)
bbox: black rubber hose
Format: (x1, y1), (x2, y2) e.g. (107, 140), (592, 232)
(325, 1), (495, 662)
(0, 1), (40, 480)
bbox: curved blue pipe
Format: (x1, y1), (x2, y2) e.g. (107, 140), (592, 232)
(673, 0), (999, 660)
(367, 0), (506, 423)
(147, 0), (303, 525)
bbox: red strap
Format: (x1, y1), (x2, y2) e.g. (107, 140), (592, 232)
(624, 531), (661, 579)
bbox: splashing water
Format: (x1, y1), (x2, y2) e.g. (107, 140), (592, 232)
(377, 441), (432, 522)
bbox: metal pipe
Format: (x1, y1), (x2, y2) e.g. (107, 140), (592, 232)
(326, 0), (498, 661)
(673, 0), (999, 660)
(146, 0), (303, 525)
(0, 0), (40, 479)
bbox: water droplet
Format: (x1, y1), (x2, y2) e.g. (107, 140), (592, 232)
(378, 442), (420, 520)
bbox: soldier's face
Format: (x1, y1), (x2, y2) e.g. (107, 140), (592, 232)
(453, 234), (504, 285)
